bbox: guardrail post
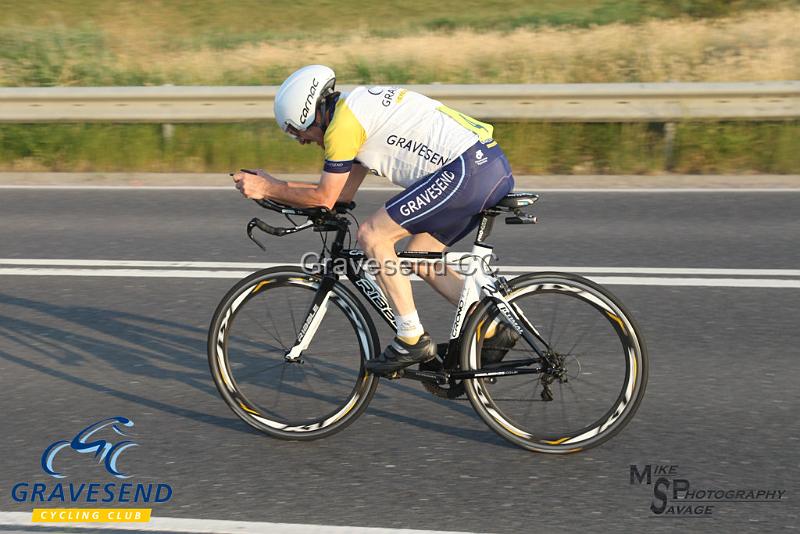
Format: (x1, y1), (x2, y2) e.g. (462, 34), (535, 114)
(162, 123), (175, 141)
(161, 84), (175, 143)
(663, 122), (677, 171)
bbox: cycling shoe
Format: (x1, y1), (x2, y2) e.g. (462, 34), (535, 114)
(366, 333), (437, 375)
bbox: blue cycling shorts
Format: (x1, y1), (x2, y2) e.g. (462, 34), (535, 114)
(385, 140), (514, 246)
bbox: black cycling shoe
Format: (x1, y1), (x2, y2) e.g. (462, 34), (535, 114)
(366, 333), (437, 375)
(481, 322), (520, 365)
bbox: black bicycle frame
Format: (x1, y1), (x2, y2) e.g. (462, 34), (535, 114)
(288, 212), (555, 380)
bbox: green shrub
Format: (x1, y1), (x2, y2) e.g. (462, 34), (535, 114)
(0, 122), (796, 174)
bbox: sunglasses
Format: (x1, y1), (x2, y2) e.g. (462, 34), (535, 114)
(284, 123), (302, 139)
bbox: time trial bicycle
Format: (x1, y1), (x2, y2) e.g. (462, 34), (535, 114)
(207, 192), (648, 453)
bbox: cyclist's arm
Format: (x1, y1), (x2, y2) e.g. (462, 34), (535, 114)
(254, 170), (348, 209)
(278, 164), (366, 198)
(258, 163), (366, 207)
(336, 164), (368, 203)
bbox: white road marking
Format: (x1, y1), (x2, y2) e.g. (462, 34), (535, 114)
(0, 512), (474, 534)
(590, 277), (800, 288)
(497, 265), (800, 276)
(1, 185), (799, 193)
(1, 259), (798, 277)
(0, 259), (273, 269)
(0, 268), (255, 278)
(0, 260), (798, 287)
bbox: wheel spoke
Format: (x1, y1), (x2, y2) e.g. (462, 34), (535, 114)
(210, 277), (376, 438)
(547, 295), (559, 342)
(463, 276), (646, 452)
(270, 363), (288, 410)
(242, 306), (288, 352)
(234, 360), (287, 382)
(303, 357), (336, 384)
(551, 299), (575, 350)
(287, 292), (300, 338)
(488, 376), (539, 393)
(263, 302), (288, 350)
(563, 312), (602, 357)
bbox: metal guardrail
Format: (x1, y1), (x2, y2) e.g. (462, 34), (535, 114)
(0, 82), (797, 123)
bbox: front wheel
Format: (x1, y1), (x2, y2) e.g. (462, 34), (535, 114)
(208, 266), (380, 440)
(460, 273), (648, 453)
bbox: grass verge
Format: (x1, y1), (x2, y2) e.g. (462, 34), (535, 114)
(2, 122), (797, 175)
(1, 2), (797, 174)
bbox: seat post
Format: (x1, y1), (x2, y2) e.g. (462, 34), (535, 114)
(475, 209), (500, 246)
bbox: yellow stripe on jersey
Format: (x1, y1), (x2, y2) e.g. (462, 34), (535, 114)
(324, 99), (367, 163)
(436, 105), (494, 142)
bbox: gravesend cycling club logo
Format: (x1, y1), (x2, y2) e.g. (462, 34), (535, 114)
(10, 416), (174, 524)
(42, 417), (138, 479)
(630, 464), (786, 517)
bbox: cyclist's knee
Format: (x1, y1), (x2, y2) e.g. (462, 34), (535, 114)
(357, 220), (380, 249)
(359, 209), (409, 251)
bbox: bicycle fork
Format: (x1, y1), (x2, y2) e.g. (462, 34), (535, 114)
(284, 275), (336, 362)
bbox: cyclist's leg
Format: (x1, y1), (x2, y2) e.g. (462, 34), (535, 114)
(357, 208), (414, 316)
(359, 208), (438, 372)
(379, 140), (514, 316)
(364, 140), (514, 372)
(406, 232), (463, 306)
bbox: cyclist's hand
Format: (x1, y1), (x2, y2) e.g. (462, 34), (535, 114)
(232, 170), (269, 200)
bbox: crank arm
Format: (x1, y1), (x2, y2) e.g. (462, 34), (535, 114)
(400, 368), (447, 385)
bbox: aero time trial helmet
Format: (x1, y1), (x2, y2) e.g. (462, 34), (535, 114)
(274, 65), (336, 138)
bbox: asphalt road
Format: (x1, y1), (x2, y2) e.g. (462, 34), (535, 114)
(1, 189), (798, 533)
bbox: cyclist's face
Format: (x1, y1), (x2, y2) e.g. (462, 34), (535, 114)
(295, 126), (324, 148)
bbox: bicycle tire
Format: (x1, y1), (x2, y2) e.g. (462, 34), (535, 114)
(460, 272), (648, 453)
(208, 266), (380, 440)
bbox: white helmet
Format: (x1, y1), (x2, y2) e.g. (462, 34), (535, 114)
(274, 65), (336, 138)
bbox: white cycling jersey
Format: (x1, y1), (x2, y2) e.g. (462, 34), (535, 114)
(323, 86), (494, 188)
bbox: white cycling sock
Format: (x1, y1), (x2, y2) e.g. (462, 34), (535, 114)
(396, 310), (424, 344)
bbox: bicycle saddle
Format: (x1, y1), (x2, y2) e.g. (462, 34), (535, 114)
(496, 192), (539, 209)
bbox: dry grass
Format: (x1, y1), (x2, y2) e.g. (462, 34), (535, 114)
(1, 5), (797, 174)
(107, 8), (800, 84)
(1, 7), (796, 86)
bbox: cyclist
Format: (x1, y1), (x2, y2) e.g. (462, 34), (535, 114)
(233, 64), (517, 374)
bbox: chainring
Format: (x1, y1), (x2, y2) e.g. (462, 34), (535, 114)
(419, 355), (466, 399)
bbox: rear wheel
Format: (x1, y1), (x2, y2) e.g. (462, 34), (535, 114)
(208, 267), (380, 440)
(460, 273), (648, 453)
